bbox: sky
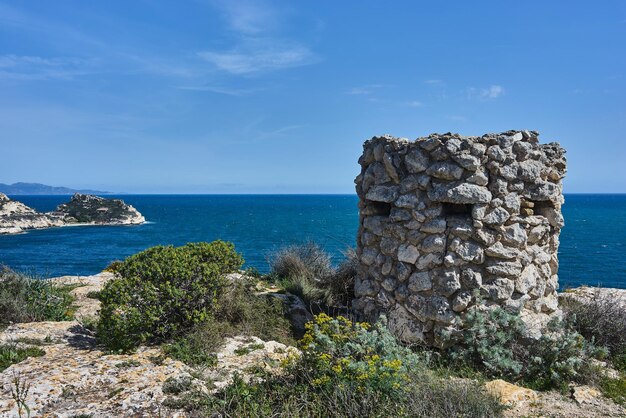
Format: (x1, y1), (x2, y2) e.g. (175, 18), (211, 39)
(0, 1), (624, 194)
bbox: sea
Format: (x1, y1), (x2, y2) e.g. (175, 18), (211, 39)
(0, 194), (624, 290)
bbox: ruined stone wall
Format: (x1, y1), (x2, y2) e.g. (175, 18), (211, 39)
(353, 131), (566, 346)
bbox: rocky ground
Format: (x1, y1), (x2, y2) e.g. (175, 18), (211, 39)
(0, 193), (145, 235)
(0, 273), (297, 417)
(0, 274), (624, 417)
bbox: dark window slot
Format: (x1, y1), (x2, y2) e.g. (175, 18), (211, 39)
(366, 201), (392, 216)
(442, 203), (472, 217)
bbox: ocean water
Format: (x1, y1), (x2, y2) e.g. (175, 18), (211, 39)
(0, 194), (624, 289)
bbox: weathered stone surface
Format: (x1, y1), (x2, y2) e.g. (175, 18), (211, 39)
(397, 244), (419, 263)
(387, 304), (426, 343)
(452, 291), (472, 312)
(516, 264), (538, 294)
(426, 161), (464, 180)
(501, 223), (528, 247)
(408, 271), (432, 293)
(405, 148), (429, 173)
(395, 193), (420, 208)
(355, 131), (566, 346)
(452, 153), (481, 171)
(366, 185), (398, 203)
(436, 270), (461, 296)
(486, 242), (520, 259)
(486, 260), (523, 277)
(416, 253), (443, 270)
(467, 169), (489, 186)
(454, 240), (484, 263)
(485, 379), (538, 406)
(484, 278), (515, 301)
(421, 234), (446, 253)
(406, 295), (456, 324)
(428, 182), (492, 204)
(483, 207), (510, 225)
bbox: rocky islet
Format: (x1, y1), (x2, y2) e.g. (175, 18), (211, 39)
(0, 193), (145, 235)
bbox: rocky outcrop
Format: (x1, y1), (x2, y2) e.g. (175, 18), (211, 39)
(56, 193), (145, 225)
(559, 286), (626, 309)
(0, 273), (298, 417)
(354, 131), (567, 346)
(0, 193), (144, 235)
(0, 193), (65, 234)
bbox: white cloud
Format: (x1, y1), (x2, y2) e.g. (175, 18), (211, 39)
(480, 85), (504, 99)
(345, 84), (387, 95)
(212, 0), (277, 35)
(466, 85), (505, 100)
(177, 84), (262, 96)
(200, 1), (318, 76)
(405, 100), (423, 107)
(0, 54), (95, 80)
(198, 42), (314, 75)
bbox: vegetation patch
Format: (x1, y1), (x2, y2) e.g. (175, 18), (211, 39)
(165, 314), (504, 417)
(563, 291), (626, 370)
(234, 343), (265, 356)
(114, 360), (141, 368)
(0, 266), (77, 325)
(269, 242), (357, 311)
(0, 343), (45, 372)
(162, 375), (193, 395)
(444, 304), (605, 391)
(164, 278), (295, 366)
(601, 374), (626, 406)
(97, 241), (244, 351)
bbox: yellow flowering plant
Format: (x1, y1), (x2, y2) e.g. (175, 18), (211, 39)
(292, 313), (422, 395)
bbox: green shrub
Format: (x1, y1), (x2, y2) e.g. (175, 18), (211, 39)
(446, 305), (602, 390)
(0, 266), (77, 324)
(103, 260), (123, 273)
(0, 343), (45, 371)
(601, 374), (626, 406)
(164, 278), (295, 366)
(163, 320), (221, 368)
(97, 241), (244, 351)
(269, 243), (357, 311)
(168, 314), (504, 417)
(270, 242), (333, 283)
(563, 292), (626, 368)
(447, 306), (526, 379)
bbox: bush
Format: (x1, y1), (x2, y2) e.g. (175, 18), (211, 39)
(165, 278), (296, 366)
(167, 315), (504, 417)
(563, 291), (626, 367)
(0, 266), (77, 325)
(446, 305), (602, 390)
(270, 242), (333, 283)
(0, 343), (45, 372)
(97, 241), (244, 351)
(269, 243), (357, 311)
(601, 374), (626, 406)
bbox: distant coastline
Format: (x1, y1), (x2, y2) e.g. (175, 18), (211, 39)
(0, 182), (113, 195)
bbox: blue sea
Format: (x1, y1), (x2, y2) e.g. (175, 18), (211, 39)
(0, 194), (624, 289)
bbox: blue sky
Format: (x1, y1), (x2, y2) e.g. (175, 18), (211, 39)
(0, 1), (624, 193)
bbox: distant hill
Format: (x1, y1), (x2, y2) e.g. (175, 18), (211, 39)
(0, 182), (112, 195)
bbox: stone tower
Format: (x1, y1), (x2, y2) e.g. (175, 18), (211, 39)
(353, 131), (566, 346)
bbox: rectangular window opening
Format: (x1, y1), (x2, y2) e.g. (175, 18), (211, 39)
(442, 203), (472, 217)
(365, 201), (392, 216)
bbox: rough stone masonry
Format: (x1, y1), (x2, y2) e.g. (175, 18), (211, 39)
(353, 131), (567, 347)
